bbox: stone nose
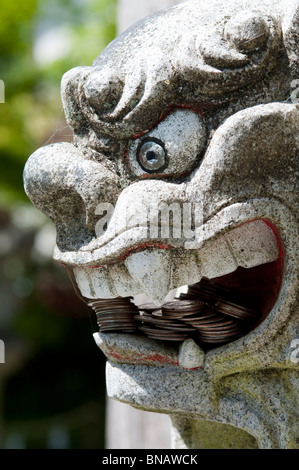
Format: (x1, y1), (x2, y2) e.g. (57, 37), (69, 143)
(100, 177), (201, 248)
(23, 140), (202, 255)
(23, 142), (120, 250)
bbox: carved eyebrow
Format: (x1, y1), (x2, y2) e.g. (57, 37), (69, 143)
(131, 105), (205, 141)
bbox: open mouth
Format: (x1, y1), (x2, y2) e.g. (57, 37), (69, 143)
(72, 218), (283, 351)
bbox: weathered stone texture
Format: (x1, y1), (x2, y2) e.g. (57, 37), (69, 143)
(24, 0), (299, 448)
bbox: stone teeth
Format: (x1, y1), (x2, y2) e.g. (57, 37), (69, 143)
(171, 252), (202, 289)
(195, 220), (279, 280)
(125, 249), (172, 305)
(178, 339), (205, 370)
(197, 236), (238, 279)
(224, 220), (279, 268)
(73, 266), (117, 299)
(74, 220), (279, 302)
(108, 263), (142, 297)
(176, 285), (188, 297)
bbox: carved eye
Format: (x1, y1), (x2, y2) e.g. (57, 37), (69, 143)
(137, 139), (167, 173)
(128, 109), (207, 178)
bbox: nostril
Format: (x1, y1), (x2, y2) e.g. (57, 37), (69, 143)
(55, 190), (86, 227)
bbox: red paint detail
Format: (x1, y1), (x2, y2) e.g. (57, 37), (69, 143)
(236, 218), (284, 260)
(88, 218), (284, 273)
(211, 218), (284, 327)
(261, 218), (284, 260)
(141, 354), (179, 365)
(102, 348), (179, 367)
(99, 341), (180, 366)
(106, 351), (125, 361)
(89, 242), (175, 269)
(124, 149), (129, 168)
(119, 243), (174, 261)
(174, 104), (205, 117)
(132, 131), (145, 140)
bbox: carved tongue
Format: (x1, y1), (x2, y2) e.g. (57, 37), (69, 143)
(125, 250), (172, 305)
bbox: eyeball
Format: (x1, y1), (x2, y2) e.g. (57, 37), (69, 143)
(137, 139), (167, 173)
(128, 109), (207, 178)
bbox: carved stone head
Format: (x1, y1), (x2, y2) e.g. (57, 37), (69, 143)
(24, 0), (298, 448)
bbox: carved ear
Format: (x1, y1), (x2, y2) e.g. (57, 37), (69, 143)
(23, 142), (119, 250)
(196, 103), (299, 209)
(61, 66), (92, 132)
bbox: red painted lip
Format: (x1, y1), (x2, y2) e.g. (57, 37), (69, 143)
(94, 332), (181, 369)
(100, 341), (180, 368)
(89, 217), (283, 270)
(89, 242), (175, 269)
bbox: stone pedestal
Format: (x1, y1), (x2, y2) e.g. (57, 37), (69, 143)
(170, 417), (258, 449)
(104, 353), (299, 449)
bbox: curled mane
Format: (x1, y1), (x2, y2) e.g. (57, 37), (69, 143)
(61, 0), (298, 155)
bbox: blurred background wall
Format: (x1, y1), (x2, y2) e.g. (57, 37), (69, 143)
(0, 0), (117, 449)
(0, 0), (183, 449)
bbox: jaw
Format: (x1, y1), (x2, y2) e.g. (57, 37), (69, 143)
(62, 197), (293, 365)
(73, 217), (281, 307)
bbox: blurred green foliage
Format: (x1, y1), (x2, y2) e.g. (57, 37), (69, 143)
(0, 0), (117, 448)
(0, 0), (116, 205)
